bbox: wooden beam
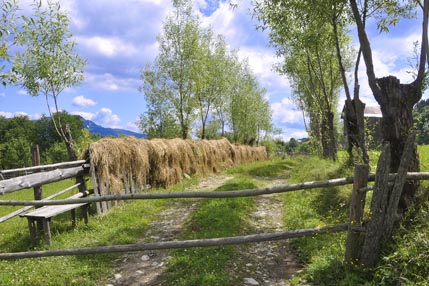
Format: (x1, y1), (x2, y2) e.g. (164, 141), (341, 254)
(0, 160), (86, 175)
(0, 166), (85, 195)
(0, 183), (81, 223)
(0, 223), (348, 260)
(2, 172), (429, 207)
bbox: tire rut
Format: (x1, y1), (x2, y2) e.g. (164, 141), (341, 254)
(230, 179), (303, 286)
(101, 175), (232, 286)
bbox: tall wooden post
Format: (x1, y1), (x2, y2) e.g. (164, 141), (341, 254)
(31, 144), (42, 202)
(345, 164), (369, 264)
(31, 144), (44, 237)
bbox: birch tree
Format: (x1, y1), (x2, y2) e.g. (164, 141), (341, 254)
(12, 0), (86, 161)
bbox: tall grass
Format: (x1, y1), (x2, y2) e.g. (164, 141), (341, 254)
(0, 178), (197, 286)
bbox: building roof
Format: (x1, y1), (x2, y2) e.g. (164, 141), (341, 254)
(364, 105), (382, 118)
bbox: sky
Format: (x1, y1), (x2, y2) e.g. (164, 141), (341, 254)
(0, 0), (427, 141)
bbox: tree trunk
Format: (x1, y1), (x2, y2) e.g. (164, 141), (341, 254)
(321, 111), (337, 161)
(360, 133), (415, 268)
(201, 122), (206, 139)
(62, 124), (86, 193)
(375, 76), (420, 211)
(343, 98), (369, 164)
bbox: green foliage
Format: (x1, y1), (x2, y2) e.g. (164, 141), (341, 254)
(255, 0), (347, 160)
(139, 0), (272, 142)
(165, 177), (256, 286)
(414, 99), (429, 145)
(0, 115), (36, 169)
(11, 0), (86, 159)
(0, 113), (89, 169)
(372, 203), (429, 286)
(0, 0), (18, 85)
(281, 156), (356, 285)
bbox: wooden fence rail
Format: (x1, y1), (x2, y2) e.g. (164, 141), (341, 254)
(1, 157), (429, 261)
(0, 160), (86, 176)
(0, 165), (88, 195)
(1, 172), (428, 207)
(0, 183), (82, 223)
(0, 223), (349, 260)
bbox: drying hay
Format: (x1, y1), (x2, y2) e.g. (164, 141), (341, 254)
(86, 137), (268, 195)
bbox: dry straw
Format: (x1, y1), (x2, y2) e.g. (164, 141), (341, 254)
(86, 137), (268, 195)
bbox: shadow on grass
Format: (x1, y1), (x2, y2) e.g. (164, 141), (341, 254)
(310, 187), (350, 223)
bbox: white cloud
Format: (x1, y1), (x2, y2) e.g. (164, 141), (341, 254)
(271, 98), (303, 125)
(94, 108), (121, 127)
(72, 108), (121, 128)
(72, 95), (97, 107)
(125, 121), (140, 132)
(17, 90), (28, 95)
(71, 111), (95, 120)
(0, 111), (27, 118)
(275, 128), (308, 142)
(85, 73), (140, 91)
(0, 92), (5, 97)
(0, 111), (41, 120)
(76, 36), (139, 58)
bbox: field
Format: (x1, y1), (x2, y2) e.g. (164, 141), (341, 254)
(0, 146), (428, 285)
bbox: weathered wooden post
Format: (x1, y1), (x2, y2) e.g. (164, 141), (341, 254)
(345, 164), (369, 265)
(31, 144), (42, 201)
(31, 144), (44, 241)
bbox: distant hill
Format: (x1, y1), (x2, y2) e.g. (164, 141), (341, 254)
(83, 120), (146, 138)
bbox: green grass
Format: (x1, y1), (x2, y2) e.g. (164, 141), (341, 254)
(2, 146), (428, 285)
(164, 177), (257, 286)
(278, 156), (362, 286)
(0, 177), (198, 286)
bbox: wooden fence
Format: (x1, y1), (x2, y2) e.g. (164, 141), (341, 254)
(0, 159), (428, 260)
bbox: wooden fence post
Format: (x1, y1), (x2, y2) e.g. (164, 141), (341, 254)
(31, 144), (44, 239)
(31, 144), (42, 201)
(345, 164), (369, 265)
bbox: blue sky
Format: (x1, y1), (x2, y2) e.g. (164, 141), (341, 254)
(0, 0), (427, 140)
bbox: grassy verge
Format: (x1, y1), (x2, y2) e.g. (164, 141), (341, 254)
(281, 146), (429, 286)
(278, 156), (366, 286)
(164, 177), (257, 286)
(370, 144), (429, 286)
(0, 177), (198, 286)
(164, 158), (295, 286)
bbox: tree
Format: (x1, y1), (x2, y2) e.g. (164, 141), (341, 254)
(0, 115), (36, 169)
(0, 0), (18, 86)
(12, 0), (86, 161)
(156, 0), (200, 139)
(255, 0), (345, 160)
(414, 99), (429, 144)
(139, 62), (180, 139)
(228, 60), (272, 145)
(139, 0), (273, 142)
(349, 0), (428, 211)
(193, 32), (230, 139)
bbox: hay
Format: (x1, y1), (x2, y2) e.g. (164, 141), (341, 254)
(86, 137), (268, 195)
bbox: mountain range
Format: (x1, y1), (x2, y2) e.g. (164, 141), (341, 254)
(83, 120), (146, 138)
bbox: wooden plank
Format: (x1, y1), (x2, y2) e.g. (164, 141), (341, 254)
(21, 190), (92, 218)
(0, 223), (349, 260)
(2, 172), (429, 207)
(21, 203), (89, 218)
(0, 183), (81, 223)
(1, 160), (86, 175)
(0, 166), (85, 195)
